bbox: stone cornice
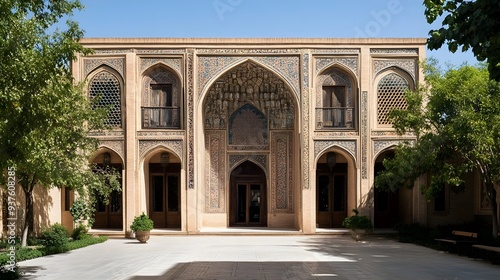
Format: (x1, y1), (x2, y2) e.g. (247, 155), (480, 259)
(79, 38), (427, 48)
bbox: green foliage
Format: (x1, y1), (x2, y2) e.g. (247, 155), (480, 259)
(70, 164), (122, 228)
(375, 61), (500, 238)
(130, 213), (154, 232)
(0, 1), (123, 246)
(40, 223), (69, 254)
(13, 247), (44, 262)
(70, 198), (94, 226)
(424, 0), (500, 80)
(0, 234), (107, 279)
(64, 236), (108, 251)
(70, 224), (90, 241)
(342, 209), (373, 232)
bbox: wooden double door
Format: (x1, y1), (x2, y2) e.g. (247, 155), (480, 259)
(93, 163), (123, 229)
(316, 163), (348, 228)
(229, 161), (267, 227)
(150, 173), (180, 228)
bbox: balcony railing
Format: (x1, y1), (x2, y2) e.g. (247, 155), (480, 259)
(316, 107), (355, 129)
(142, 107), (180, 128)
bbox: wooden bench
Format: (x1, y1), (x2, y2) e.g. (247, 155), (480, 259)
(435, 230), (477, 254)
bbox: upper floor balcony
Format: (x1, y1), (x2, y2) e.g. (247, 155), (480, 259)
(142, 106), (180, 129)
(315, 107), (355, 130)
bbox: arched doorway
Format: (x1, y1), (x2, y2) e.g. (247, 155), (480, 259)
(92, 150), (123, 229)
(202, 60), (297, 228)
(316, 151), (349, 228)
(229, 161), (267, 227)
(374, 150), (400, 228)
(147, 151), (181, 228)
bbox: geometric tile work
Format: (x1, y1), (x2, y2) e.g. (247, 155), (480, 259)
(88, 71), (122, 128)
(377, 73), (409, 125)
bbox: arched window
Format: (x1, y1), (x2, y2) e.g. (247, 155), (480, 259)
(377, 72), (410, 125)
(142, 67), (180, 129)
(88, 71), (122, 128)
(316, 68), (356, 129)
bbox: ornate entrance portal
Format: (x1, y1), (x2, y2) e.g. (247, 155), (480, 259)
(203, 60), (296, 228)
(230, 161), (267, 226)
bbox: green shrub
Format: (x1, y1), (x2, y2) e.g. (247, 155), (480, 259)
(71, 224), (90, 240)
(41, 223), (69, 254)
(65, 236), (108, 251)
(0, 247), (45, 280)
(342, 209), (373, 232)
(130, 213), (154, 232)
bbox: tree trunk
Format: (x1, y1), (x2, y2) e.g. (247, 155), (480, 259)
(21, 177), (36, 247)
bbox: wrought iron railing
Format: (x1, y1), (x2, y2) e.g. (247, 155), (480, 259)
(142, 107), (180, 128)
(316, 107), (355, 129)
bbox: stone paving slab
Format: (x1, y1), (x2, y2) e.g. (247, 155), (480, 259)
(19, 235), (500, 280)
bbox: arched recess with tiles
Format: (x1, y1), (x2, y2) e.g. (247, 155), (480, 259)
(200, 59), (300, 228)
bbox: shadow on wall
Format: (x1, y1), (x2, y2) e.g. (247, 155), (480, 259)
(11, 184), (54, 237)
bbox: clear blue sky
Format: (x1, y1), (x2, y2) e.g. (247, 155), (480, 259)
(72, 0), (478, 67)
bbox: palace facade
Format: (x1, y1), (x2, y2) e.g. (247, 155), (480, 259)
(3, 38), (497, 237)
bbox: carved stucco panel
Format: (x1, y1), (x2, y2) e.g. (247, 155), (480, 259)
(198, 56), (300, 102)
(253, 56), (300, 99)
(197, 49), (300, 54)
(140, 58), (183, 79)
(315, 57), (358, 77)
(371, 48), (418, 54)
(187, 50), (195, 188)
(314, 140), (357, 160)
(98, 140), (124, 163)
(374, 59), (417, 80)
(228, 154), (267, 174)
(361, 91), (368, 179)
(138, 140), (183, 160)
(198, 56), (246, 97)
(205, 131), (226, 213)
(136, 131), (185, 138)
(373, 140), (401, 157)
(312, 49), (360, 54)
(271, 131), (293, 213)
(302, 52), (310, 190)
(84, 58), (124, 78)
(136, 49), (186, 55)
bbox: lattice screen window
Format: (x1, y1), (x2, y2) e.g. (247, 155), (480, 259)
(377, 73), (409, 125)
(89, 71), (122, 128)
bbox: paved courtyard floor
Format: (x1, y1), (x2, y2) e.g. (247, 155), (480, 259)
(19, 235), (499, 280)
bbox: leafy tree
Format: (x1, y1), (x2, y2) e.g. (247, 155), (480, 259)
(424, 0), (500, 80)
(375, 61), (500, 238)
(0, 0), (120, 247)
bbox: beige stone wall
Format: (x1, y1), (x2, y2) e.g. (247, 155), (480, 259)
(57, 38), (498, 235)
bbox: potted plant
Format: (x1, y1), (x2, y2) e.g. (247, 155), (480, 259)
(130, 212), (154, 243)
(342, 209), (373, 241)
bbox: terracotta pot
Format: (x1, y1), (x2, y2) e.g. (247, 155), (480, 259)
(350, 229), (368, 242)
(135, 230), (151, 243)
